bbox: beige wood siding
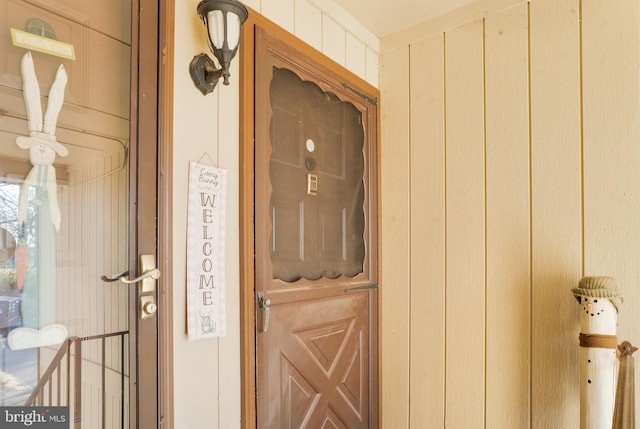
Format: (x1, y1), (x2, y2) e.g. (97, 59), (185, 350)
(380, 43), (411, 428)
(444, 19), (487, 428)
(380, 0), (640, 427)
(485, 5), (530, 428)
(409, 33), (445, 429)
(530, 0), (582, 426)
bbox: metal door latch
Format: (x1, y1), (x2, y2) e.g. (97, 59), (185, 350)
(257, 291), (271, 333)
(343, 283), (378, 293)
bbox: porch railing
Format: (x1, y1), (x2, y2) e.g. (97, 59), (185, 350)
(24, 331), (128, 429)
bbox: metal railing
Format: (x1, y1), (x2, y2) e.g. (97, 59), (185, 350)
(24, 331), (128, 429)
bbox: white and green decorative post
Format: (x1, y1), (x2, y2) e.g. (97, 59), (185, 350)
(572, 276), (622, 429)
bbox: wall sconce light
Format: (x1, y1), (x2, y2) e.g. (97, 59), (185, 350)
(190, 0), (248, 95)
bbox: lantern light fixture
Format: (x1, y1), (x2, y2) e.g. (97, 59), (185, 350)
(189, 0), (248, 95)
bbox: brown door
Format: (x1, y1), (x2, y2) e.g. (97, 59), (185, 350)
(254, 26), (379, 429)
(0, 0), (161, 427)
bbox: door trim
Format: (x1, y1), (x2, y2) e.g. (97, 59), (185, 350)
(158, 0), (175, 427)
(239, 9), (381, 428)
(133, 0), (174, 426)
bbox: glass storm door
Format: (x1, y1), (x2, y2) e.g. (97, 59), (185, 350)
(0, 0), (159, 427)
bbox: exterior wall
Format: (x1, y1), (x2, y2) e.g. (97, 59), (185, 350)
(171, 1), (378, 427)
(380, 0), (640, 428)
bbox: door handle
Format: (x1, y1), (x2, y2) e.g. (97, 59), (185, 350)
(101, 268), (160, 284)
(101, 254), (160, 292)
(257, 291), (271, 333)
(101, 254), (160, 319)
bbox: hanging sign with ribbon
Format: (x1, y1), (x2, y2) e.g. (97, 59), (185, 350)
(186, 160), (227, 340)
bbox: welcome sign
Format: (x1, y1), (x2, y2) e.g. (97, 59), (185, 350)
(186, 162), (227, 340)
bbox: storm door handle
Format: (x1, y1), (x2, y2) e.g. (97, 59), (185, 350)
(101, 268), (161, 284)
(100, 254), (160, 319)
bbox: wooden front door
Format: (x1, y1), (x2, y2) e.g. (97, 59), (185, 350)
(253, 26), (379, 429)
(0, 0), (162, 427)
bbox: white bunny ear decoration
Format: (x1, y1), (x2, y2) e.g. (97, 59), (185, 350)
(16, 52), (69, 157)
(20, 52), (42, 134)
(16, 51), (68, 231)
(43, 63), (67, 137)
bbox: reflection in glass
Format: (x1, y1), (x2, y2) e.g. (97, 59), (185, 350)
(0, 228), (16, 264)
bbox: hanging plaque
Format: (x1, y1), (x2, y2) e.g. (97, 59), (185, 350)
(186, 161), (227, 340)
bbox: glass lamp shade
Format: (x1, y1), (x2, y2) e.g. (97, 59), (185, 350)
(197, 0), (248, 85)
